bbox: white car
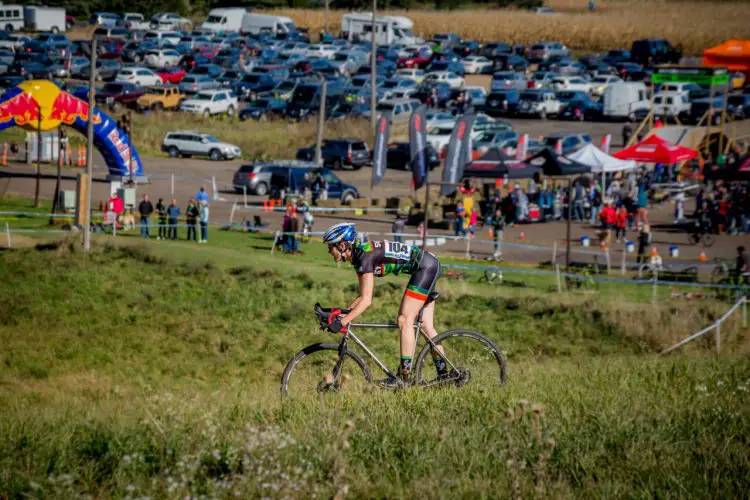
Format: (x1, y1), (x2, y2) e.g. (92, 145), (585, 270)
(180, 89), (239, 118)
(144, 49), (181, 68)
(162, 131), (241, 161)
(151, 12), (192, 30)
(551, 76), (593, 94)
(427, 124), (455, 152)
(424, 71), (464, 90)
(114, 67), (162, 86)
(305, 44), (338, 59)
(590, 75), (622, 97)
(396, 68), (425, 84)
(123, 13), (150, 31)
(462, 56), (493, 74)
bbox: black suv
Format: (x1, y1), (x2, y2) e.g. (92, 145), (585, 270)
(630, 39), (682, 67)
(296, 139), (370, 170)
(386, 142), (441, 171)
(485, 89), (522, 117)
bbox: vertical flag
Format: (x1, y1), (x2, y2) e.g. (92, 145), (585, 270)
(371, 112), (391, 188)
(409, 105), (428, 190)
(600, 134), (611, 154)
(554, 139), (563, 155)
(441, 113), (476, 196)
(515, 133), (528, 161)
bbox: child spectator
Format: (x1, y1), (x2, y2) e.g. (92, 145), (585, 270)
(615, 205), (628, 243)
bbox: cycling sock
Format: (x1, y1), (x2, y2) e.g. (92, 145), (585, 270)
(399, 356), (412, 381)
(433, 356), (448, 376)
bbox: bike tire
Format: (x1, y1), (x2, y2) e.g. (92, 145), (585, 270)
(687, 232), (700, 246)
(413, 329), (508, 389)
(280, 342), (372, 398)
(711, 265), (727, 284)
(702, 233), (716, 247)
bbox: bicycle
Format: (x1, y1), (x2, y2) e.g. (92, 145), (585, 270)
(711, 261), (730, 284)
(714, 273), (750, 302)
(280, 293), (508, 398)
(565, 264), (600, 291)
(686, 221), (716, 247)
(482, 268), (503, 284)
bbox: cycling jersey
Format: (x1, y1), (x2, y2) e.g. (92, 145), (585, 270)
(352, 240), (440, 301)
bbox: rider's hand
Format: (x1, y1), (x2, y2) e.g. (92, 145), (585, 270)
(327, 308), (348, 334)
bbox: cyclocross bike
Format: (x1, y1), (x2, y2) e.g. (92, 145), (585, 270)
(280, 292), (508, 397)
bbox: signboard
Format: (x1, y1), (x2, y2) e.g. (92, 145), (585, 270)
(652, 66), (729, 85)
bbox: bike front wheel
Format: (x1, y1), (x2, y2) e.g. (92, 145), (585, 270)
(413, 330), (508, 389)
(280, 342), (372, 398)
(702, 233), (716, 247)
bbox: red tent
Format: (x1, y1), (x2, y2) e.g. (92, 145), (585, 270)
(612, 135), (697, 164)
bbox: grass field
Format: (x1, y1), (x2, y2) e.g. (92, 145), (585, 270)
(1, 195), (749, 497)
(269, 0), (750, 55)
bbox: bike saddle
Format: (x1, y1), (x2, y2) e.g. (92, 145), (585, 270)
(314, 303), (351, 327)
(424, 291), (440, 306)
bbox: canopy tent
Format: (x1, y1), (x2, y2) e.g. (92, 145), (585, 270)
(524, 149), (592, 176)
(612, 134), (697, 164)
(463, 148), (541, 179)
(703, 40), (750, 77)
(703, 155), (750, 182)
(567, 143), (637, 173)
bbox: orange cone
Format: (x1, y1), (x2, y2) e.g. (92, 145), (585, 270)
(699, 251), (708, 262)
(519, 231), (525, 241)
(651, 246), (658, 257)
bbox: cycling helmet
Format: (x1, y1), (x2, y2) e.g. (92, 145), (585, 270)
(323, 222), (357, 244)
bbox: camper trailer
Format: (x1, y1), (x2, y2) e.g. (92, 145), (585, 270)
(341, 13), (420, 46)
(240, 13), (296, 36)
(24, 6), (66, 33)
(602, 81), (651, 121)
(201, 8), (247, 33)
(0, 4), (24, 31)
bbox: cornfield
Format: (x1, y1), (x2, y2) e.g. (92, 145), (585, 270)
(265, 0), (750, 55)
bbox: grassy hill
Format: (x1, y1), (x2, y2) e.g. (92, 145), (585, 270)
(0, 235), (748, 498)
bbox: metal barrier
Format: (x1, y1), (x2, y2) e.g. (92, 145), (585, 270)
(661, 296), (748, 354)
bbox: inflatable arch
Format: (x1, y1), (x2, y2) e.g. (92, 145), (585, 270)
(0, 80), (143, 177)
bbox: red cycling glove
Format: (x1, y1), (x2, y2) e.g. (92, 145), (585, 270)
(327, 308), (348, 334)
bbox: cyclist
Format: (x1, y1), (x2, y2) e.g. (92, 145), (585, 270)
(322, 222), (446, 388)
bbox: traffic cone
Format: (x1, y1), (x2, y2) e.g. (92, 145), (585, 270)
(651, 246), (658, 257)
(519, 231), (525, 241)
(699, 251), (708, 262)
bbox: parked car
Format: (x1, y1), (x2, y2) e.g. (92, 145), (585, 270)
(48, 56), (89, 78)
(602, 81), (651, 121)
(190, 64), (223, 79)
(427, 124), (455, 152)
(481, 42), (511, 59)
(590, 75), (622, 97)
(516, 89), (562, 119)
(95, 82), (146, 111)
(374, 99), (420, 124)
(75, 59), (122, 81)
(179, 74), (221, 95)
(551, 76), (593, 94)
(653, 91), (691, 120)
(239, 98), (287, 121)
(122, 13), (150, 30)
(527, 41), (569, 62)
(396, 68), (425, 84)
(491, 53), (528, 73)
(115, 67), (162, 86)
(137, 85), (185, 111)
(397, 48), (430, 69)
(485, 89), (521, 117)
(162, 131), (241, 161)
(296, 138), (370, 170)
(527, 71), (556, 90)
(491, 71), (527, 92)
(90, 12), (120, 27)
(602, 49), (631, 65)
(155, 66), (186, 84)
(473, 129), (519, 155)
(423, 71), (464, 90)
(543, 133), (592, 155)
(728, 94), (750, 120)
(386, 142), (441, 171)
(232, 72), (278, 98)
(232, 163), (359, 202)
(180, 89), (239, 117)
(630, 38), (681, 67)
(144, 49), (181, 68)
(151, 12), (193, 30)
(462, 56), (493, 74)
(559, 97), (603, 121)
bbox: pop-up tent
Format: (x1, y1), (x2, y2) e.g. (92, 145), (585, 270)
(703, 40), (750, 77)
(613, 134), (697, 164)
(567, 143), (637, 173)
(524, 149), (592, 176)
(463, 148), (542, 179)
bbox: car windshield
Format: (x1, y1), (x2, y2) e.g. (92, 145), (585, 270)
(193, 93), (212, 100)
(102, 84), (123, 93)
(383, 80), (399, 88)
(148, 88), (165, 95)
(475, 132), (497, 143)
(242, 74), (261, 83)
(376, 103), (394, 111)
(521, 92), (542, 101)
(592, 77), (610, 83)
(276, 81), (295, 90)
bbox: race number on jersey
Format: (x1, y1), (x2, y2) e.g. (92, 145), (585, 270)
(383, 240), (412, 261)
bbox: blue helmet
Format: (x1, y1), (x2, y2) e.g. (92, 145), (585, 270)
(323, 222), (357, 245)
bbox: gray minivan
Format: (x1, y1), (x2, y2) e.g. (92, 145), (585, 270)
(232, 162), (359, 202)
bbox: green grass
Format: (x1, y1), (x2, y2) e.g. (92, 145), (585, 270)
(0, 216), (748, 497)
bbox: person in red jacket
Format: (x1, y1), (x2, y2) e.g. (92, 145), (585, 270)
(615, 205), (628, 243)
(108, 191), (124, 230)
(598, 200), (617, 247)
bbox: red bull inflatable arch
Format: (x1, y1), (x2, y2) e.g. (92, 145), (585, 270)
(0, 80), (143, 177)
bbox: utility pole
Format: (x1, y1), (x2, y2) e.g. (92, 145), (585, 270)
(83, 37), (97, 253)
(315, 74), (327, 167)
(324, 0), (329, 36)
(34, 104), (41, 207)
(370, 1), (377, 133)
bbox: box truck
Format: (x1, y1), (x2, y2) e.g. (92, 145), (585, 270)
(24, 6), (66, 33)
(201, 8), (247, 33)
(240, 13), (296, 36)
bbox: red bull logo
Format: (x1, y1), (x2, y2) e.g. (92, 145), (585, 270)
(0, 80), (102, 132)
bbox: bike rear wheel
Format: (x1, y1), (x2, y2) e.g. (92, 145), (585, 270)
(280, 342), (372, 398)
(702, 233), (716, 247)
(413, 329), (507, 389)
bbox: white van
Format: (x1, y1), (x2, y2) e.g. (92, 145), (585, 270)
(653, 91), (691, 119)
(0, 4), (24, 31)
(602, 81), (650, 121)
(23, 6), (66, 33)
(201, 8), (247, 33)
(341, 12), (420, 46)
(240, 14), (296, 36)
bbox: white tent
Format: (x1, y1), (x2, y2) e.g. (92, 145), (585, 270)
(567, 143), (637, 173)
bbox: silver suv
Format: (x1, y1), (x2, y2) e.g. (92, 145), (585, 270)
(162, 131), (241, 161)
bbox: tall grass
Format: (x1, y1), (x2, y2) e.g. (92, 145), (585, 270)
(0, 238), (748, 497)
(269, 0), (749, 54)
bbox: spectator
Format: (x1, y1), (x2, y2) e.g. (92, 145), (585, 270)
(156, 198), (167, 240)
(615, 205), (628, 243)
(622, 121), (633, 146)
(108, 191), (124, 230)
(137, 194), (153, 238)
(392, 214), (406, 243)
(673, 176), (687, 224)
(589, 184), (602, 225)
(454, 201), (467, 237)
(196, 186), (209, 205)
(290, 211), (300, 253)
(599, 200), (616, 247)
(636, 224), (651, 265)
(636, 176), (649, 226)
(167, 199), (180, 240)
(573, 181), (585, 222)
(490, 207), (504, 259)
(185, 199), (199, 242)
(468, 207), (478, 237)
(199, 200), (209, 244)
(282, 204), (294, 253)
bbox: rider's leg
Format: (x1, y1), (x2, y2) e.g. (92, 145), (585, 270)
(397, 295), (424, 380)
(420, 301), (449, 376)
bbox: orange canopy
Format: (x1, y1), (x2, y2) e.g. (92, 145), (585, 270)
(703, 40), (750, 76)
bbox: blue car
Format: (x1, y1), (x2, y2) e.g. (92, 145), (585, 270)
(189, 64), (223, 79)
(559, 98), (603, 121)
(239, 98), (287, 121)
(426, 60), (465, 76)
(232, 73), (278, 98)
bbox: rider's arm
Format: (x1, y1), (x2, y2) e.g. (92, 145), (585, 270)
(341, 273), (374, 326)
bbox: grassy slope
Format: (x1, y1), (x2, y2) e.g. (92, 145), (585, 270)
(0, 229), (748, 497)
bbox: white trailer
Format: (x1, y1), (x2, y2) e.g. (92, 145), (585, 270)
(0, 4), (25, 32)
(341, 12), (420, 46)
(602, 81), (650, 121)
(240, 13), (296, 36)
(24, 6), (66, 33)
(201, 7), (248, 33)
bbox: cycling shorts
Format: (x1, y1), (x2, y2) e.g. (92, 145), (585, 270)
(404, 252), (441, 302)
